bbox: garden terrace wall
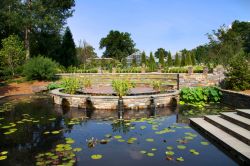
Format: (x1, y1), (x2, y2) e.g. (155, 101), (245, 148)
(56, 72), (224, 88)
(220, 89), (250, 109)
(50, 89), (179, 110)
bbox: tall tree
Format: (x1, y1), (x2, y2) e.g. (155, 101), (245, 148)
(99, 30), (136, 61)
(148, 52), (156, 71)
(167, 51), (172, 66)
(174, 53), (180, 67)
(60, 27), (76, 67)
(191, 52), (196, 66)
(131, 56), (137, 67)
(0, 35), (25, 76)
(181, 54), (186, 66)
(159, 49), (165, 68)
(154, 48), (167, 59)
(185, 53), (192, 66)
(141, 51), (147, 66)
(77, 40), (97, 65)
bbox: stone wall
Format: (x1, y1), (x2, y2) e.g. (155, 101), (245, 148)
(50, 89), (179, 110)
(220, 89), (250, 109)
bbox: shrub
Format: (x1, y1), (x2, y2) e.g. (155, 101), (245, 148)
(47, 82), (63, 90)
(61, 78), (81, 94)
(180, 87), (222, 105)
(81, 78), (92, 88)
(112, 79), (135, 97)
(222, 52), (250, 91)
(23, 56), (58, 80)
(151, 80), (163, 91)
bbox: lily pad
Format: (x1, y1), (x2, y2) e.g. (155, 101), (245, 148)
(51, 130), (60, 134)
(166, 146), (173, 150)
(0, 156), (7, 160)
(91, 154), (103, 160)
(114, 135), (122, 139)
(146, 138), (154, 142)
(73, 148), (82, 152)
(147, 153), (154, 157)
(177, 145), (186, 150)
(165, 151), (175, 156)
(176, 157), (184, 162)
(140, 150), (147, 154)
(140, 126), (146, 130)
(151, 148), (157, 151)
(201, 141), (209, 145)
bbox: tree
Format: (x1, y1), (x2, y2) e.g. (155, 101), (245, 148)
(191, 52), (196, 65)
(131, 56), (137, 67)
(159, 49), (165, 67)
(181, 54), (186, 66)
(141, 51), (147, 66)
(148, 52), (156, 71)
(77, 40), (97, 65)
(167, 51), (172, 66)
(185, 53), (192, 66)
(100, 30), (136, 61)
(60, 27), (76, 67)
(154, 48), (167, 59)
(0, 35), (25, 76)
(174, 53), (181, 67)
(121, 58), (127, 67)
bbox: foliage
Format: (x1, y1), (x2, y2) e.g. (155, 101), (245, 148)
(47, 82), (63, 90)
(141, 51), (147, 66)
(0, 35), (25, 76)
(174, 53), (181, 67)
(61, 77), (81, 94)
(148, 52), (157, 71)
(154, 48), (167, 59)
(116, 67), (141, 73)
(159, 50), (165, 68)
(163, 67), (188, 73)
(23, 56), (58, 80)
(185, 53), (192, 66)
(81, 78), (92, 88)
(131, 56), (137, 67)
(167, 52), (172, 66)
(151, 80), (163, 91)
(180, 87), (222, 106)
(100, 30), (136, 61)
(222, 51), (250, 91)
(60, 27), (77, 67)
(181, 54), (186, 66)
(111, 79), (135, 97)
(76, 40), (97, 65)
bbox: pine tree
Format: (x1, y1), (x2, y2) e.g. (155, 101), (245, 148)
(174, 53), (181, 67)
(132, 56), (137, 67)
(148, 52), (156, 71)
(185, 53), (192, 66)
(181, 54), (186, 66)
(159, 50), (165, 68)
(167, 51), (172, 66)
(60, 27), (77, 67)
(141, 51), (147, 66)
(191, 52), (196, 66)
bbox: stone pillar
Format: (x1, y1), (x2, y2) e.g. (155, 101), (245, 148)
(188, 66), (193, 75)
(203, 67), (208, 75)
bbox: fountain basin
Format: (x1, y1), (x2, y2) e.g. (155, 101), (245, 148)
(50, 88), (179, 110)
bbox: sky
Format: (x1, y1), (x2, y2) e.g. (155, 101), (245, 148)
(67, 0), (250, 57)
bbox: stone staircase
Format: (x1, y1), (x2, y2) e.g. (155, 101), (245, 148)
(190, 109), (250, 165)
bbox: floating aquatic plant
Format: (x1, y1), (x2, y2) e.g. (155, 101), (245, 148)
(91, 154), (103, 160)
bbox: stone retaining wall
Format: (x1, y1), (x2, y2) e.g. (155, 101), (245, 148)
(220, 89), (250, 109)
(50, 89), (179, 110)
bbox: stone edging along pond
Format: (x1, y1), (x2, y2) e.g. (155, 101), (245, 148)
(50, 88), (179, 110)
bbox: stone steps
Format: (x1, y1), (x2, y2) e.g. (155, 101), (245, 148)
(190, 109), (250, 165)
(204, 115), (250, 145)
(190, 118), (250, 164)
(220, 112), (250, 130)
(237, 109), (250, 119)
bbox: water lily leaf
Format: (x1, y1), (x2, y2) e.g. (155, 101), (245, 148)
(73, 148), (82, 152)
(105, 134), (112, 138)
(151, 148), (157, 151)
(201, 141), (209, 145)
(165, 151), (175, 156)
(176, 157), (184, 162)
(1, 151), (8, 155)
(147, 153), (154, 157)
(91, 154), (103, 160)
(146, 138), (154, 142)
(114, 135), (122, 139)
(130, 127), (135, 130)
(140, 150), (147, 154)
(43, 131), (50, 134)
(0, 156), (7, 160)
(66, 138), (75, 144)
(51, 131), (60, 134)
(166, 146), (173, 150)
(140, 126), (146, 130)
(177, 145), (186, 150)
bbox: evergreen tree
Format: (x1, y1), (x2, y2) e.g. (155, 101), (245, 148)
(141, 51), (147, 66)
(159, 50), (165, 68)
(148, 52), (156, 71)
(132, 56), (137, 67)
(191, 52), (196, 65)
(121, 58), (127, 67)
(167, 51), (172, 66)
(181, 54), (186, 66)
(60, 27), (77, 67)
(174, 53), (181, 67)
(185, 53), (192, 66)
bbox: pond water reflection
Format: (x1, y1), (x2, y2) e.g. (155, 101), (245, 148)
(0, 95), (237, 166)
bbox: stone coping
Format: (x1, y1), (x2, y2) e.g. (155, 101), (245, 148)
(219, 88), (250, 97)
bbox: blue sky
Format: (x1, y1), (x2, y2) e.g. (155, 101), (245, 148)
(67, 0), (250, 57)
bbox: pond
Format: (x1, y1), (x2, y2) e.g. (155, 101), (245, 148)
(0, 95), (237, 166)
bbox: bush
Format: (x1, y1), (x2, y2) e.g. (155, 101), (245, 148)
(151, 80), (163, 91)
(47, 82), (63, 90)
(180, 87), (222, 105)
(23, 56), (58, 80)
(61, 78), (81, 94)
(112, 79), (135, 97)
(222, 52), (250, 91)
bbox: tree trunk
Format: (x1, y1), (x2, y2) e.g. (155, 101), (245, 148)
(25, 0), (31, 60)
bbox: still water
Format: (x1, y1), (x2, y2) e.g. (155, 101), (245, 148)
(0, 95), (237, 166)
